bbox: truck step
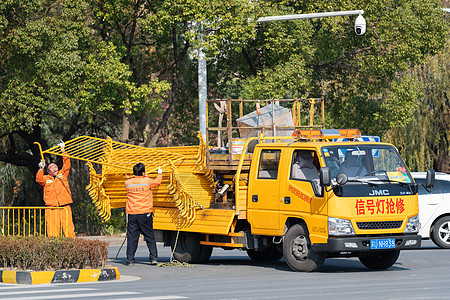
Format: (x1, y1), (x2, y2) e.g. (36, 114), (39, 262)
(200, 241), (243, 248)
(226, 232), (244, 237)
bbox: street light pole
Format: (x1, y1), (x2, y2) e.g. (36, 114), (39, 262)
(198, 31), (207, 141)
(257, 10), (364, 22)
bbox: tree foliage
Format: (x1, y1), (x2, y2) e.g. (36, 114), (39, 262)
(86, 0), (255, 146)
(210, 0), (448, 137)
(385, 46), (450, 173)
(0, 0), (167, 172)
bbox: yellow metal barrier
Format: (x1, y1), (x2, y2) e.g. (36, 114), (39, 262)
(39, 136), (185, 173)
(35, 135), (212, 222)
(0, 207), (69, 238)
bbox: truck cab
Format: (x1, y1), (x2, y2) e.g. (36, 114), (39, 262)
(245, 128), (431, 271)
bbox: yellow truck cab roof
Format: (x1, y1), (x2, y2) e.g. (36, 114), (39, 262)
(253, 128), (390, 151)
(255, 140), (394, 149)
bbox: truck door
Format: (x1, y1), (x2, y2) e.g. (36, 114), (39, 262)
(280, 149), (327, 228)
(248, 149), (282, 234)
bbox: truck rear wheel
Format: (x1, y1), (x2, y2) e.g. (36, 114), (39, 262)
(283, 224), (325, 272)
(195, 244), (213, 263)
(171, 232), (201, 263)
(358, 250), (400, 270)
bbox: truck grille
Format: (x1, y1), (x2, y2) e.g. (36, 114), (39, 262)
(356, 221), (403, 230)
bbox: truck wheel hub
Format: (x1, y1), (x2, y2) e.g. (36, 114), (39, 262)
(292, 236), (308, 260)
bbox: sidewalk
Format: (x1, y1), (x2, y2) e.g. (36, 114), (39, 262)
(80, 235), (127, 247)
(80, 235), (163, 248)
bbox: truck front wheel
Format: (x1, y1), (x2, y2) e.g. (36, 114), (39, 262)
(283, 224), (325, 272)
(358, 250), (400, 270)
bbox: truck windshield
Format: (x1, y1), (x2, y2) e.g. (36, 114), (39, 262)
(321, 145), (413, 184)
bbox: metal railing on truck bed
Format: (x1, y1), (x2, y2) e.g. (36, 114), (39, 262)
(205, 98), (324, 170)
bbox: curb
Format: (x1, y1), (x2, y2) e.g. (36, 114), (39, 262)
(0, 267), (120, 284)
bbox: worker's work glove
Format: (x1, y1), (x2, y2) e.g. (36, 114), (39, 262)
(157, 166), (163, 174)
(38, 160), (45, 169)
(57, 140), (65, 152)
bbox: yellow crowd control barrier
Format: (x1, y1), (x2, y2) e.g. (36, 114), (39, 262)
(39, 136), (185, 173)
(36, 134), (214, 222)
(0, 207), (69, 238)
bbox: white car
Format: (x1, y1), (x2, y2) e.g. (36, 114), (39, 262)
(412, 172), (450, 248)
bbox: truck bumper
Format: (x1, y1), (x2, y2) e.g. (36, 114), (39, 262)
(312, 235), (421, 253)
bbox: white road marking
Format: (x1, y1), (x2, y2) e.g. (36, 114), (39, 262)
(0, 288), (94, 296)
(119, 297), (188, 300)
(1, 291), (140, 300)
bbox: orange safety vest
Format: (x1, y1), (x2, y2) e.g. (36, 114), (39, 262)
(36, 155), (73, 207)
(125, 174), (162, 215)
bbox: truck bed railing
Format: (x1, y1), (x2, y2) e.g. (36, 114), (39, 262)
(205, 98), (324, 169)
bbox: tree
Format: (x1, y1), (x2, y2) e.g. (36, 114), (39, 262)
(0, 0), (167, 175)
(384, 47), (450, 173)
(87, 0), (255, 146)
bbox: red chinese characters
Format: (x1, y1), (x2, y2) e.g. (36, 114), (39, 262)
(355, 198), (405, 215)
(376, 199), (385, 214)
(366, 199), (375, 215)
(396, 198), (405, 214)
(355, 199), (365, 215)
(386, 198), (396, 214)
(288, 185), (311, 204)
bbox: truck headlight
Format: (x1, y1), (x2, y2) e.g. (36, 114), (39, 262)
(328, 217), (355, 236)
(404, 215), (420, 233)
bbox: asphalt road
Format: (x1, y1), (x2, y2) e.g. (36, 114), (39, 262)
(1, 237), (449, 300)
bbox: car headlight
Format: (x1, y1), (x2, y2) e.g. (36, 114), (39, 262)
(404, 215), (420, 233)
(328, 217), (355, 236)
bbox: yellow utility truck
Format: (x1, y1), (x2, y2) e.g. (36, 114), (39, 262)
(41, 99), (435, 272)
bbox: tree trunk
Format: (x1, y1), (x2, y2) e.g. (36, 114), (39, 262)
(121, 109), (131, 143)
(436, 134), (449, 173)
(1, 179), (4, 206)
(147, 26), (180, 148)
(147, 99), (175, 147)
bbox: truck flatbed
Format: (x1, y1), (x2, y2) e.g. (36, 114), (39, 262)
(207, 153), (253, 171)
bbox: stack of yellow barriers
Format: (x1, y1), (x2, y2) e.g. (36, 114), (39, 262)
(39, 135), (214, 223)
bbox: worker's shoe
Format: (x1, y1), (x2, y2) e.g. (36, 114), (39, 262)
(150, 260), (158, 266)
(126, 262), (135, 267)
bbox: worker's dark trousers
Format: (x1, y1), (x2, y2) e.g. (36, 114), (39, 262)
(126, 213), (158, 264)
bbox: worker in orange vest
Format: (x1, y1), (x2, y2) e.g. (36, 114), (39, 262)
(36, 141), (75, 238)
(125, 163), (162, 266)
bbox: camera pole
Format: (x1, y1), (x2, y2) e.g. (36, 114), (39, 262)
(256, 10), (364, 23)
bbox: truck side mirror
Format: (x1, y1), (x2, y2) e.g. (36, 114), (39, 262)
(320, 167), (331, 187)
(426, 169), (435, 189)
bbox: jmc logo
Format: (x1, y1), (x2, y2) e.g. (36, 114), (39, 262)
(368, 189), (389, 196)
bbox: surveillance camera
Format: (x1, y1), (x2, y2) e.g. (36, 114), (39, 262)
(354, 14), (366, 35)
